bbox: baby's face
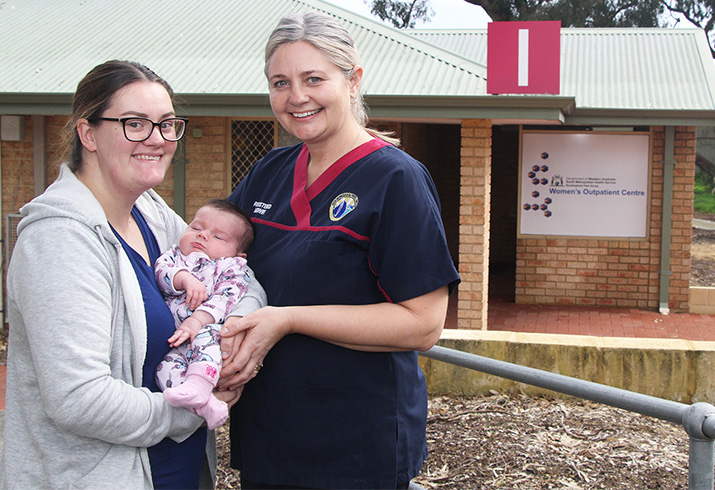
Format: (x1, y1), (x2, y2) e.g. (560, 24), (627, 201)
(179, 206), (246, 260)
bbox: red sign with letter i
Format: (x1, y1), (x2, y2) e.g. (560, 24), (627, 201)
(487, 21), (561, 95)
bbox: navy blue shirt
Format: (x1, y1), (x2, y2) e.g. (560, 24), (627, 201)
(113, 207), (207, 490)
(228, 140), (460, 489)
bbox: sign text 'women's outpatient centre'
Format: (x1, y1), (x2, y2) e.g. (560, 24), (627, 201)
(519, 132), (650, 238)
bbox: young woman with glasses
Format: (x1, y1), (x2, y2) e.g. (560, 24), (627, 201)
(1, 60), (265, 489)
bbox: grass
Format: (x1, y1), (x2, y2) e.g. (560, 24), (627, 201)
(694, 171), (715, 214)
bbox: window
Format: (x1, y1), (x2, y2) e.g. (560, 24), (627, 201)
(230, 120), (276, 188)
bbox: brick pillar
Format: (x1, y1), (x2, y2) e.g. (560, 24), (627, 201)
(670, 126), (697, 311)
(458, 119), (492, 329)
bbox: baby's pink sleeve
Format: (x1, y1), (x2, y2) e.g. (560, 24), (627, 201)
(195, 257), (250, 324)
(154, 245), (191, 297)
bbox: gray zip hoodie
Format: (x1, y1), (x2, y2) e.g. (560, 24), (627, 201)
(1, 165), (265, 489)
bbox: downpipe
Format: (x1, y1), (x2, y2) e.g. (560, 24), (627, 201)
(659, 126), (675, 314)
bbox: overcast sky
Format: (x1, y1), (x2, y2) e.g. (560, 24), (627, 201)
(325, 0), (492, 29)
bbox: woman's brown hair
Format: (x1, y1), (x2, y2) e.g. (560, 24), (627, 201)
(61, 60), (176, 172)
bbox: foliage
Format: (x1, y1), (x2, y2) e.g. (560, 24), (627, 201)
(366, 0), (435, 28)
(462, 0), (663, 26)
(694, 171), (715, 213)
(695, 169), (713, 192)
(365, 0), (714, 57)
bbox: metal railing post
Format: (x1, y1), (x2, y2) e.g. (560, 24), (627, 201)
(690, 437), (715, 490)
(683, 403), (715, 489)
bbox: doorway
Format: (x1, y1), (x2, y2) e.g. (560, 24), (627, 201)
(489, 125), (520, 302)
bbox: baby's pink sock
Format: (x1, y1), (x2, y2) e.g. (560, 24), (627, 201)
(195, 395), (229, 430)
(164, 363), (218, 409)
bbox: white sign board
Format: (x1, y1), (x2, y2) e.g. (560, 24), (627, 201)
(519, 132), (650, 237)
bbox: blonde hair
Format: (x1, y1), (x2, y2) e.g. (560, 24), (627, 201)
(265, 12), (399, 146)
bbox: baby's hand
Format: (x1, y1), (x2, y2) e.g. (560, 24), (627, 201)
(167, 328), (191, 347)
(175, 271), (208, 310)
(168, 316), (203, 347)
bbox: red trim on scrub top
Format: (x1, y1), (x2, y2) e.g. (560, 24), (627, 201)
(290, 139), (390, 227)
(251, 217), (371, 242)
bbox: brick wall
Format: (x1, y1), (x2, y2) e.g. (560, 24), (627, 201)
(2, 117), (698, 324)
(671, 126), (697, 309)
(458, 119), (492, 329)
(514, 127), (696, 311)
(2, 117), (36, 220)
(1, 116), (36, 311)
(183, 117), (230, 219)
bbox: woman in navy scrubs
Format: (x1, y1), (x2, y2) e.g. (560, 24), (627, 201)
(219, 12), (460, 490)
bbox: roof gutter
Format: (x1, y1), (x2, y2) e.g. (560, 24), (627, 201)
(0, 93), (279, 117)
(0, 93), (73, 115)
(3, 93), (714, 127)
(0, 92), (575, 121)
(364, 95), (575, 123)
(565, 109), (715, 128)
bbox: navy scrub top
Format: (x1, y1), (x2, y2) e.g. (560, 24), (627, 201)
(228, 139), (460, 489)
(112, 207), (207, 490)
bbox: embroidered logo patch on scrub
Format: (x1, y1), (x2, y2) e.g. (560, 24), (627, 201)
(329, 193), (359, 221)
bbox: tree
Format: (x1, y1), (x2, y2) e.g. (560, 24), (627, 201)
(366, 0), (714, 56)
(367, 0), (435, 28)
(661, 0), (715, 56)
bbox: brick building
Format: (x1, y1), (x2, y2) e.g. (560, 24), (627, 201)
(1, 0), (715, 330)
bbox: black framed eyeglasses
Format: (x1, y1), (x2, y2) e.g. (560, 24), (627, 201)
(94, 117), (189, 142)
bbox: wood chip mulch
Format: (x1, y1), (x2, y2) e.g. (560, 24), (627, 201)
(215, 393), (689, 489)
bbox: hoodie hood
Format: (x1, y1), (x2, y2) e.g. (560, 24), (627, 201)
(18, 164), (118, 245)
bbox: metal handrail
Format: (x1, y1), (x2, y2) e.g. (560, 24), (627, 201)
(420, 345), (715, 489)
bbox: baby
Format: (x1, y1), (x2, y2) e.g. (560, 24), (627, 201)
(154, 199), (254, 429)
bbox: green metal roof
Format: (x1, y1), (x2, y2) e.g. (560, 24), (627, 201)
(1, 0), (714, 125)
(0, 0), (486, 114)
